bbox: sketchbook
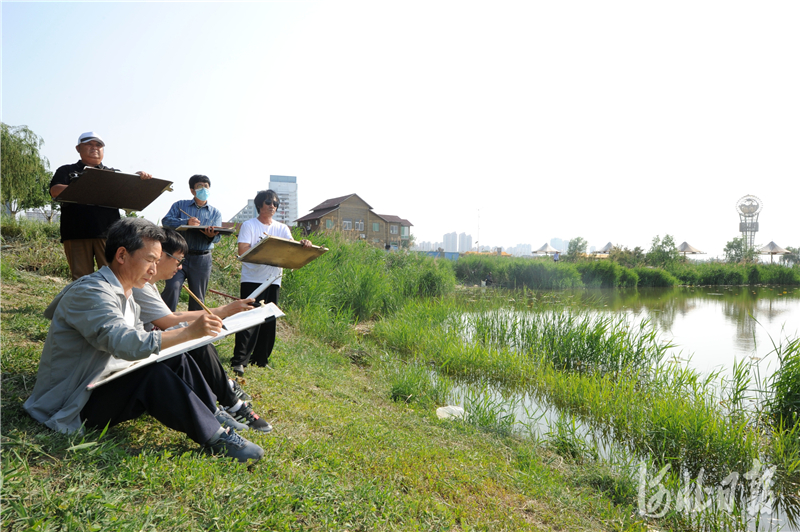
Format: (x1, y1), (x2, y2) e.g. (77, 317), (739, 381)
(86, 303), (284, 389)
(238, 235), (327, 269)
(175, 225), (236, 235)
(55, 167), (173, 212)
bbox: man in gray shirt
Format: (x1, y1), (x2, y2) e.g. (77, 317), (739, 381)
(24, 218), (264, 462)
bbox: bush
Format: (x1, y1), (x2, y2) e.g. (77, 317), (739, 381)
(633, 267), (679, 287)
(576, 261), (623, 288)
(455, 255), (583, 289)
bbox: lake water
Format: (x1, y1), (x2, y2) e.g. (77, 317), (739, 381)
(450, 284), (800, 530)
(552, 285), (800, 378)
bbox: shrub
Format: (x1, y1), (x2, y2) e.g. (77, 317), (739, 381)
(633, 267), (679, 287)
(576, 261), (622, 288)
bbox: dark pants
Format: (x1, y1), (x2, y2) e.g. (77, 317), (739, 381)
(80, 354), (221, 445)
(63, 239), (109, 280)
(161, 252), (212, 312)
(231, 283), (280, 368)
(187, 344), (238, 408)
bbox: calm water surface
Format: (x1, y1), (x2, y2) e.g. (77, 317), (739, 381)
(553, 285), (800, 377)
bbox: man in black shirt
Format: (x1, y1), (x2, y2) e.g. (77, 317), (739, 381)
(49, 132), (153, 280)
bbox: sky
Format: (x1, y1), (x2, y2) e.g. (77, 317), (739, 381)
(3, 1), (798, 259)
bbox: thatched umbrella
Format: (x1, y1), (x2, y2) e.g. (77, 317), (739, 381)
(758, 241), (789, 263)
(677, 241), (705, 259)
(595, 242), (613, 254)
(534, 243), (559, 256)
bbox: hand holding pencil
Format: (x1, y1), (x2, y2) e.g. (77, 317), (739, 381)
(182, 285), (228, 330)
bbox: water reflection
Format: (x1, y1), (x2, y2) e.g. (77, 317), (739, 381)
(541, 286), (800, 377)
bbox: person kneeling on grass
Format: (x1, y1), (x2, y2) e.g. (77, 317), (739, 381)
(131, 228), (271, 433)
(23, 218), (264, 463)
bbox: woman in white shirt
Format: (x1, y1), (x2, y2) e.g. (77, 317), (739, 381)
(231, 190), (311, 376)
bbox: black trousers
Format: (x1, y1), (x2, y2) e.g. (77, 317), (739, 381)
(231, 283), (279, 368)
(80, 354), (221, 445)
(187, 344), (238, 408)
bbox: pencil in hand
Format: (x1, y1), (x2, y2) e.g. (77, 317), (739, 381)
(182, 285), (228, 331)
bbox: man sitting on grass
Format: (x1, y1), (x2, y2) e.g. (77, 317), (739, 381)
(131, 228), (272, 433)
(23, 218), (264, 463)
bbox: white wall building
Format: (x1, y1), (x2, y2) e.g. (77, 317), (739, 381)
(269, 175), (298, 227)
(458, 232), (473, 253)
(229, 175), (298, 226)
(443, 232), (458, 253)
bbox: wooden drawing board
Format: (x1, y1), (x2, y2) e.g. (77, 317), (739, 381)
(87, 303), (284, 389)
(238, 235), (327, 269)
(55, 168), (173, 212)
(176, 225), (236, 235)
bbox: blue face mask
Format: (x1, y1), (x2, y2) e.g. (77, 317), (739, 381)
(195, 187), (210, 201)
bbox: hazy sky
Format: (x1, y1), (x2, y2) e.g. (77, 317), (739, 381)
(3, 1), (798, 258)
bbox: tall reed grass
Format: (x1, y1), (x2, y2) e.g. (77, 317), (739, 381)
(369, 293), (800, 522)
(454, 253), (800, 289)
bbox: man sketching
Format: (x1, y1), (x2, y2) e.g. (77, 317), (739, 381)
(49, 131), (153, 280)
(23, 218), (264, 463)
(160, 175), (221, 312)
(131, 228), (273, 433)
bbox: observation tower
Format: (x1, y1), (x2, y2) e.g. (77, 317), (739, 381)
(735, 195), (762, 251)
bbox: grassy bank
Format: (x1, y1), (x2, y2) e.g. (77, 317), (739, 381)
(454, 254), (800, 289)
(370, 291), (800, 527)
(2, 220), (661, 531)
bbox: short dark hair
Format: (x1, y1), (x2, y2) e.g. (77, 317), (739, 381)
(254, 189), (279, 214)
(105, 218), (165, 263)
(189, 174), (211, 189)
(161, 228), (188, 256)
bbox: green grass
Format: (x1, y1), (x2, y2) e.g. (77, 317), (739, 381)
(2, 226), (663, 531)
(370, 291), (800, 526)
(453, 253), (800, 289)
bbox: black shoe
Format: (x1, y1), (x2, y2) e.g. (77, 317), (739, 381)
(231, 364), (245, 377)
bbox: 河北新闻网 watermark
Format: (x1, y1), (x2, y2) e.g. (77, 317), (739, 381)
(638, 459), (776, 518)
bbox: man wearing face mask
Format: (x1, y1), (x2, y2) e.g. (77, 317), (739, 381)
(160, 175), (221, 312)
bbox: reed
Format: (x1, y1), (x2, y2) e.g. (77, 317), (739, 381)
(633, 267), (679, 287)
(370, 293), (800, 522)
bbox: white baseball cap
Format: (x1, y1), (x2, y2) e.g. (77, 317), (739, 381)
(77, 132), (105, 147)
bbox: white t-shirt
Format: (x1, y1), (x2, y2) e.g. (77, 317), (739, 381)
(238, 217), (293, 285)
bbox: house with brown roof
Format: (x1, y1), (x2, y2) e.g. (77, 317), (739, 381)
(295, 194), (413, 249)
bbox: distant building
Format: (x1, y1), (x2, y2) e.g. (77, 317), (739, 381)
(443, 232), (458, 253)
(229, 175), (298, 226)
(458, 232), (473, 253)
(295, 193), (412, 249)
(269, 175), (298, 227)
(550, 238), (568, 253)
(507, 243), (532, 257)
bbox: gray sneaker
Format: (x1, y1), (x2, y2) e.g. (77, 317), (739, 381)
(229, 403), (272, 433)
(215, 408), (248, 431)
(206, 428), (264, 463)
(230, 379), (252, 402)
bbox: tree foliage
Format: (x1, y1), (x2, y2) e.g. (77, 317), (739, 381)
(780, 246), (799, 267)
(564, 236), (587, 262)
(723, 235), (758, 264)
(1, 123), (52, 216)
(646, 234), (679, 268)
(608, 245), (646, 268)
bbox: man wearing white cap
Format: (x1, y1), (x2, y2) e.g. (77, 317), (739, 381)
(49, 132), (153, 280)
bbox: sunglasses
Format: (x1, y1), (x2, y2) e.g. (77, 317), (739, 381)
(165, 251), (186, 266)
(265, 200), (280, 208)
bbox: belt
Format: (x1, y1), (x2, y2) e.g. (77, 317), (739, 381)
(187, 250), (211, 256)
